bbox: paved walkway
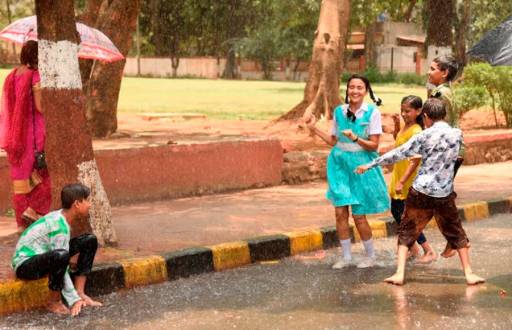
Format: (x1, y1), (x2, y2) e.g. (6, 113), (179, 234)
(1, 161), (511, 281)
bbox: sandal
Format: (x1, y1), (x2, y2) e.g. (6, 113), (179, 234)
(21, 208), (42, 226)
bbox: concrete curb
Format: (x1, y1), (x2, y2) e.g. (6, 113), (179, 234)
(1, 197), (510, 316)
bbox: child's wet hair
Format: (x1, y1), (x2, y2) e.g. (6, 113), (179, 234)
(401, 95), (424, 128)
(433, 55), (459, 82)
(423, 98), (446, 121)
(61, 183), (91, 209)
(344, 74), (382, 106)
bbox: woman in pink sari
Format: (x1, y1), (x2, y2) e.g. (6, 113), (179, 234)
(0, 40), (51, 232)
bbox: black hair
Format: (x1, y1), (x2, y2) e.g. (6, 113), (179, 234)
(401, 95), (424, 129)
(20, 40), (38, 69)
(344, 74), (382, 106)
(422, 98), (446, 121)
(61, 183), (91, 209)
(433, 55), (459, 82)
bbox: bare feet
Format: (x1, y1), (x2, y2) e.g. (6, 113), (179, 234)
(70, 300), (87, 317)
(465, 273), (485, 285)
(46, 301), (70, 315)
(407, 244), (420, 259)
(442, 243), (471, 258)
(384, 273), (404, 286)
(78, 292), (103, 307)
(415, 250), (438, 264)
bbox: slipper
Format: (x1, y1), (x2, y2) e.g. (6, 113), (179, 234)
(21, 211), (41, 225)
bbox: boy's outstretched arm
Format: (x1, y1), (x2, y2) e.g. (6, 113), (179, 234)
(355, 134), (423, 174)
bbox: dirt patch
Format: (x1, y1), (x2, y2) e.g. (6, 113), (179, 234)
(94, 108), (510, 153)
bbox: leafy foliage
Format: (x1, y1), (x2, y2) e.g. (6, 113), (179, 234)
(452, 84), (488, 118)
(462, 62), (512, 127)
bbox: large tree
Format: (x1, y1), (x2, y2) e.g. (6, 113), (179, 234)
(454, 0), (470, 66)
(36, 0), (117, 245)
(75, 0), (141, 138)
(147, 0), (191, 78)
(278, 0), (351, 121)
(425, 0), (454, 47)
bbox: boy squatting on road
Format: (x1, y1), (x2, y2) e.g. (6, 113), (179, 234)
(355, 98), (485, 286)
(12, 183), (102, 316)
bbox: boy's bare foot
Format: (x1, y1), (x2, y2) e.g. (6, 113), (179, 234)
(384, 273), (404, 285)
(46, 301), (70, 315)
(465, 273), (485, 285)
(407, 245), (420, 259)
(78, 293), (103, 307)
(415, 250), (438, 264)
(442, 243), (471, 258)
(441, 244), (456, 258)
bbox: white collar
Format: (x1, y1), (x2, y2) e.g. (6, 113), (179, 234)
(344, 103), (368, 114)
(432, 121), (450, 128)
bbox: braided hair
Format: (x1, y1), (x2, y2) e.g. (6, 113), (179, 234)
(344, 74), (382, 106)
(401, 95), (424, 129)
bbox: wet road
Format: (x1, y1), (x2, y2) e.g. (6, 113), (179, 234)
(2, 214), (512, 330)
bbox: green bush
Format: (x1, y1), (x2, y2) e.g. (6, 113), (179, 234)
(463, 62), (512, 127)
(340, 69), (424, 86)
(452, 84), (488, 119)
(397, 73), (425, 86)
(363, 66), (383, 83)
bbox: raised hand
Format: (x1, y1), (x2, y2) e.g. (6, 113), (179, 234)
(342, 129), (356, 140)
(355, 165), (370, 174)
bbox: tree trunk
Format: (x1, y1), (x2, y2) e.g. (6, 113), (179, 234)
(454, 0), (470, 66)
(404, 0), (418, 22)
(278, 0), (350, 121)
(77, 0), (104, 25)
(84, 0), (142, 138)
(36, 0), (117, 246)
(426, 0), (454, 47)
(171, 57), (179, 78)
(5, 0), (16, 57)
(222, 47), (238, 79)
(364, 22), (377, 69)
(77, 0), (108, 86)
(293, 60), (301, 81)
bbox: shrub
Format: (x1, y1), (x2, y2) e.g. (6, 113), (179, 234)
(452, 84), (489, 119)
(340, 69), (424, 86)
(397, 73), (425, 86)
(463, 62), (512, 127)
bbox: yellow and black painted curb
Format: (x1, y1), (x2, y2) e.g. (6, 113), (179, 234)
(1, 197), (510, 315)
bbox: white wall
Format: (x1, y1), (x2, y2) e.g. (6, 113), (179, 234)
(124, 57), (226, 79)
(376, 46), (419, 73)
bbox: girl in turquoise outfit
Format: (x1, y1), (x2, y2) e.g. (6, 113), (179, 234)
(306, 74), (389, 269)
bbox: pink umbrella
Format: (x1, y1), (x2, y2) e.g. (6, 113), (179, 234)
(0, 15), (123, 63)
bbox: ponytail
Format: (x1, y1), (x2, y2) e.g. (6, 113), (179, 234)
(369, 87), (382, 106)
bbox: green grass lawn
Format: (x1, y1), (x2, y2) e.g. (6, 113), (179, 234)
(0, 69), (425, 120)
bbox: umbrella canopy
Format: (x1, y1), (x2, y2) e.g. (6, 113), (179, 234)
(468, 15), (512, 66)
(0, 15), (123, 63)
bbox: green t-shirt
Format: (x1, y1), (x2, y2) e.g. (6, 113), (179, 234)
(12, 210), (81, 306)
(430, 83), (457, 127)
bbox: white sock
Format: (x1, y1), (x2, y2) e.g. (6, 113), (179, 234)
(362, 239), (375, 259)
(340, 239), (352, 261)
